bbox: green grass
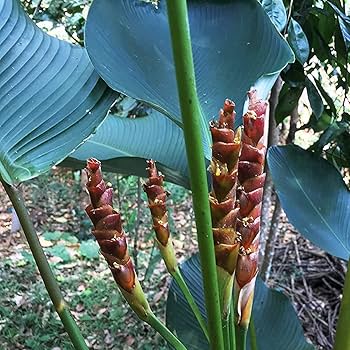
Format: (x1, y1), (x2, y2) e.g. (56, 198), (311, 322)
(0, 255), (169, 349)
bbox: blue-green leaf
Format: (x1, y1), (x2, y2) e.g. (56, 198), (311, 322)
(0, 0), (117, 184)
(261, 0), (287, 32)
(305, 78), (324, 120)
(288, 18), (310, 64)
(328, 2), (350, 50)
(47, 245), (71, 263)
(80, 240), (100, 260)
(166, 255), (314, 350)
(65, 110), (190, 188)
(268, 145), (350, 260)
(43, 231), (62, 241)
(85, 0), (294, 156)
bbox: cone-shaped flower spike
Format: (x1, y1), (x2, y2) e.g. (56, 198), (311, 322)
(209, 100), (242, 319)
(143, 160), (209, 340)
(143, 159), (177, 273)
(85, 158), (151, 321)
(234, 90), (268, 332)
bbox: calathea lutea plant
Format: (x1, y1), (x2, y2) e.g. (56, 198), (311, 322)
(81, 89), (268, 350)
(1, 0), (350, 349)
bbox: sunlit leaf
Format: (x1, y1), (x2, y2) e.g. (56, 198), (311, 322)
(328, 2), (350, 49)
(261, 0), (287, 32)
(287, 18), (310, 64)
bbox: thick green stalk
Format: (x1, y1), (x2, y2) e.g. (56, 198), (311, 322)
(334, 259), (350, 350)
(1, 180), (88, 350)
(145, 312), (187, 350)
(223, 319), (231, 350)
(230, 301), (236, 350)
(236, 326), (247, 350)
(165, 1), (224, 349)
(172, 268), (209, 341)
(249, 317), (258, 350)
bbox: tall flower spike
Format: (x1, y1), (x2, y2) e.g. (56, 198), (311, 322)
(209, 99), (242, 319)
(143, 160), (177, 273)
(234, 90), (268, 331)
(85, 158), (150, 320)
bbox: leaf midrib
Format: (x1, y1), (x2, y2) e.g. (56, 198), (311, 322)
(86, 140), (134, 157)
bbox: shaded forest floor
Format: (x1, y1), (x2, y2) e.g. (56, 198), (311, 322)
(0, 169), (342, 349)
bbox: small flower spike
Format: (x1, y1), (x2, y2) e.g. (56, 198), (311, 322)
(143, 160), (177, 273)
(143, 160), (210, 340)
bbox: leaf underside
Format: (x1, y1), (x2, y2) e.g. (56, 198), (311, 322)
(287, 18), (310, 64)
(0, 0), (117, 184)
(85, 0), (294, 156)
(64, 111), (191, 188)
(261, 0), (287, 32)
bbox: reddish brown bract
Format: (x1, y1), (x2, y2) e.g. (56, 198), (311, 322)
(85, 158), (135, 293)
(236, 91), (267, 280)
(234, 90), (267, 327)
(209, 99), (242, 275)
(143, 160), (170, 247)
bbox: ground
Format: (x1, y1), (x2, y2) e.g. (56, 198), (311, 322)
(0, 169), (342, 349)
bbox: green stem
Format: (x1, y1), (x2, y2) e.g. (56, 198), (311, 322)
(230, 301), (236, 350)
(1, 180), (88, 350)
(236, 326), (247, 350)
(145, 312), (187, 350)
(249, 317), (258, 350)
(334, 259), (350, 350)
(172, 268), (209, 341)
(223, 319), (231, 350)
(165, 1), (224, 349)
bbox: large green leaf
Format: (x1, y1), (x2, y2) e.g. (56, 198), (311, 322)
(275, 81), (304, 123)
(328, 2), (350, 50)
(65, 110), (190, 188)
(166, 255), (314, 350)
(85, 0), (294, 155)
(287, 18), (310, 64)
(268, 145), (350, 260)
(261, 0), (287, 32)
(0, 0), (117, 184)
(305, 78), (324, 120)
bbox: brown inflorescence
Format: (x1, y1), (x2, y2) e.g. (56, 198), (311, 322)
(85, 158), (135, 293)
(143, 160), (170, 247)
(143, 160), (178, 274)
(209, 99), (242, 275)
(234, 89), (268, 328)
